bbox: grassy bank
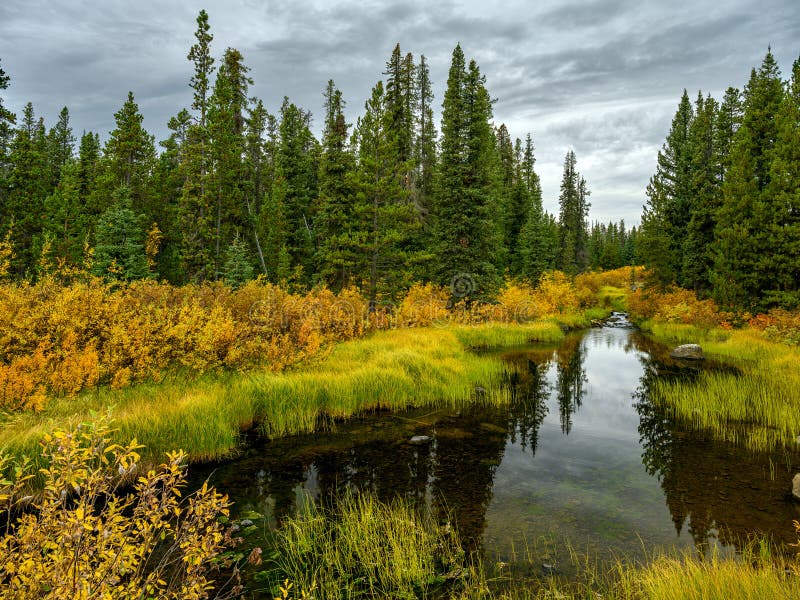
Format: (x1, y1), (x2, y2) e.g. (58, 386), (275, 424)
(639, 321), (800, 451)
(0, 320), (570, 466)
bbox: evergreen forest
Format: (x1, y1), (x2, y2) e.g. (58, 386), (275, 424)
(0, 10), (639, 303)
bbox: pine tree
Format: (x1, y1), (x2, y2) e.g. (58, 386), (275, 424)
(431, 45), (502, 299)
(92, 188), (150, 281)
(100, 92), (156, 214)
(316, 80), (357, 290)
(639, 90), (694, 287)
(712, 50), (784, 308)
(761, 56), (800, 308)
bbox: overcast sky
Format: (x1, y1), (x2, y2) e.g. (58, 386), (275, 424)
(1, 0), (798, 224)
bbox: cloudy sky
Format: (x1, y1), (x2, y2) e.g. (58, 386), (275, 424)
(1, 0), (798, 224)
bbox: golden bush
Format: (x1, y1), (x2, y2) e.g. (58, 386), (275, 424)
(0, 419), (239, 599)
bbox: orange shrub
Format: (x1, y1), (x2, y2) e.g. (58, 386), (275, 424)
(627, 287), (731, 328)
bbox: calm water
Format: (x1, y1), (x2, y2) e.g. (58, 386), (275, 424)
(192, 326), (800, 574)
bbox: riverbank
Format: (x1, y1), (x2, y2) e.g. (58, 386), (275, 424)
(0, 319), (578, 467)
(636, 320), (800, 451)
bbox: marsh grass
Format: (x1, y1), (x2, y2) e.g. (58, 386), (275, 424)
(0, 325), (536, 466)
(480, 535), (798, 599)
(262, 494), (477, 599)
(257, 498), (800, 600)
(451, 322), (565, 350)
(640, 322), (800, 451)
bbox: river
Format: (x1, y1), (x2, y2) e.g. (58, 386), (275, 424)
(190, 324), (800, 581)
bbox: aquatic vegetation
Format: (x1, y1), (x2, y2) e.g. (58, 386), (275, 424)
(640, 323), (800, 450)
(610, 545), (800, 600)
(451, 322), (564, 350)
(261, 494), (474, 599)
(0, 419), (237, 600)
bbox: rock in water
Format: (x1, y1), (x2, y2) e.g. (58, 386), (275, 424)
(670, 344), (704, 360)
(409, 435), (431, 445)
(792, 473), (800, 501)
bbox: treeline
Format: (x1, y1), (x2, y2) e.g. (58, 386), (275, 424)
(0, 11), (630, 302)
(639, 49), (800, 311)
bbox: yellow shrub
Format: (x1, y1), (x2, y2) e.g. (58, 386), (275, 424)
(0, 419), (239, 599)
(534, 271), (580, 315)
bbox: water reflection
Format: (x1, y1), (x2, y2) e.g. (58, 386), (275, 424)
(191, 326), (800, 570)
(633, 341), (800, 551)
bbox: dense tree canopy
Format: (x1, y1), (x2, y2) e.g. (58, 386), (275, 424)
(0, 10), (640, 302)
(640, 49), (800, 310)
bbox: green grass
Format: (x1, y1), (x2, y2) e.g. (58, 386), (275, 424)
(261, 494), (476, 599)
(1, 322), (575, 466)
(640, 322), (800, 451)
(253, 494), (800, 600)
(451, 321), (565, 350)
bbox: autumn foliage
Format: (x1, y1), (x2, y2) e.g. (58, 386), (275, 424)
(0, 273), (597, 412)
(0, 419), (237, 599)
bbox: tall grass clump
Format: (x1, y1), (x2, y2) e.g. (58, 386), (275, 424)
(451, 322), (564, 350)
(265, 494), (474, 599)
(611, 545), (800, 600)
(638, 322), (800, 451)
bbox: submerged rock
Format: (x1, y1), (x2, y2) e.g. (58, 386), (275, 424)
(670, 344), (704, 360)
(409, 435), (431, 445)
(792, 473), (800, 501)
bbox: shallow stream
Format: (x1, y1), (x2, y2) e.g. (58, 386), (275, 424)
(191, 324), (800, 579)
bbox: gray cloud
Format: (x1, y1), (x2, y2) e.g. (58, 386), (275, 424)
(1, 0), (798, 225)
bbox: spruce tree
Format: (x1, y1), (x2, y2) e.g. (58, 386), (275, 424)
(518, 142), (554, 284)
(761, 56), (800, 308)
(431, 45), (502, 299)
(414, 54), (436, 219)
(177, 9), (216, 282)
(712, 50), (784, 308)
(683, 93), (720, 295)
(207, 47), (253, 278)
(222, 232), (254, 288)
(0, 58), (14, 200)
(276, 98), (319, 284)
(639, 90), (694, 287)
(92, 188), (150, 281)
(46, 107), (75, 188)
(351, 82), (418, 303)
(100, 92), (156, 215)
(42, 159), (84, 265)
(6, 103), (49, 274)
(316, 80), (357, 290)
(243, 98), (271, 277)
(556, 151), (590, 274)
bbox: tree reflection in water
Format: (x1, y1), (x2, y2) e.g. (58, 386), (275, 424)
(631, 332), (800, 553)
